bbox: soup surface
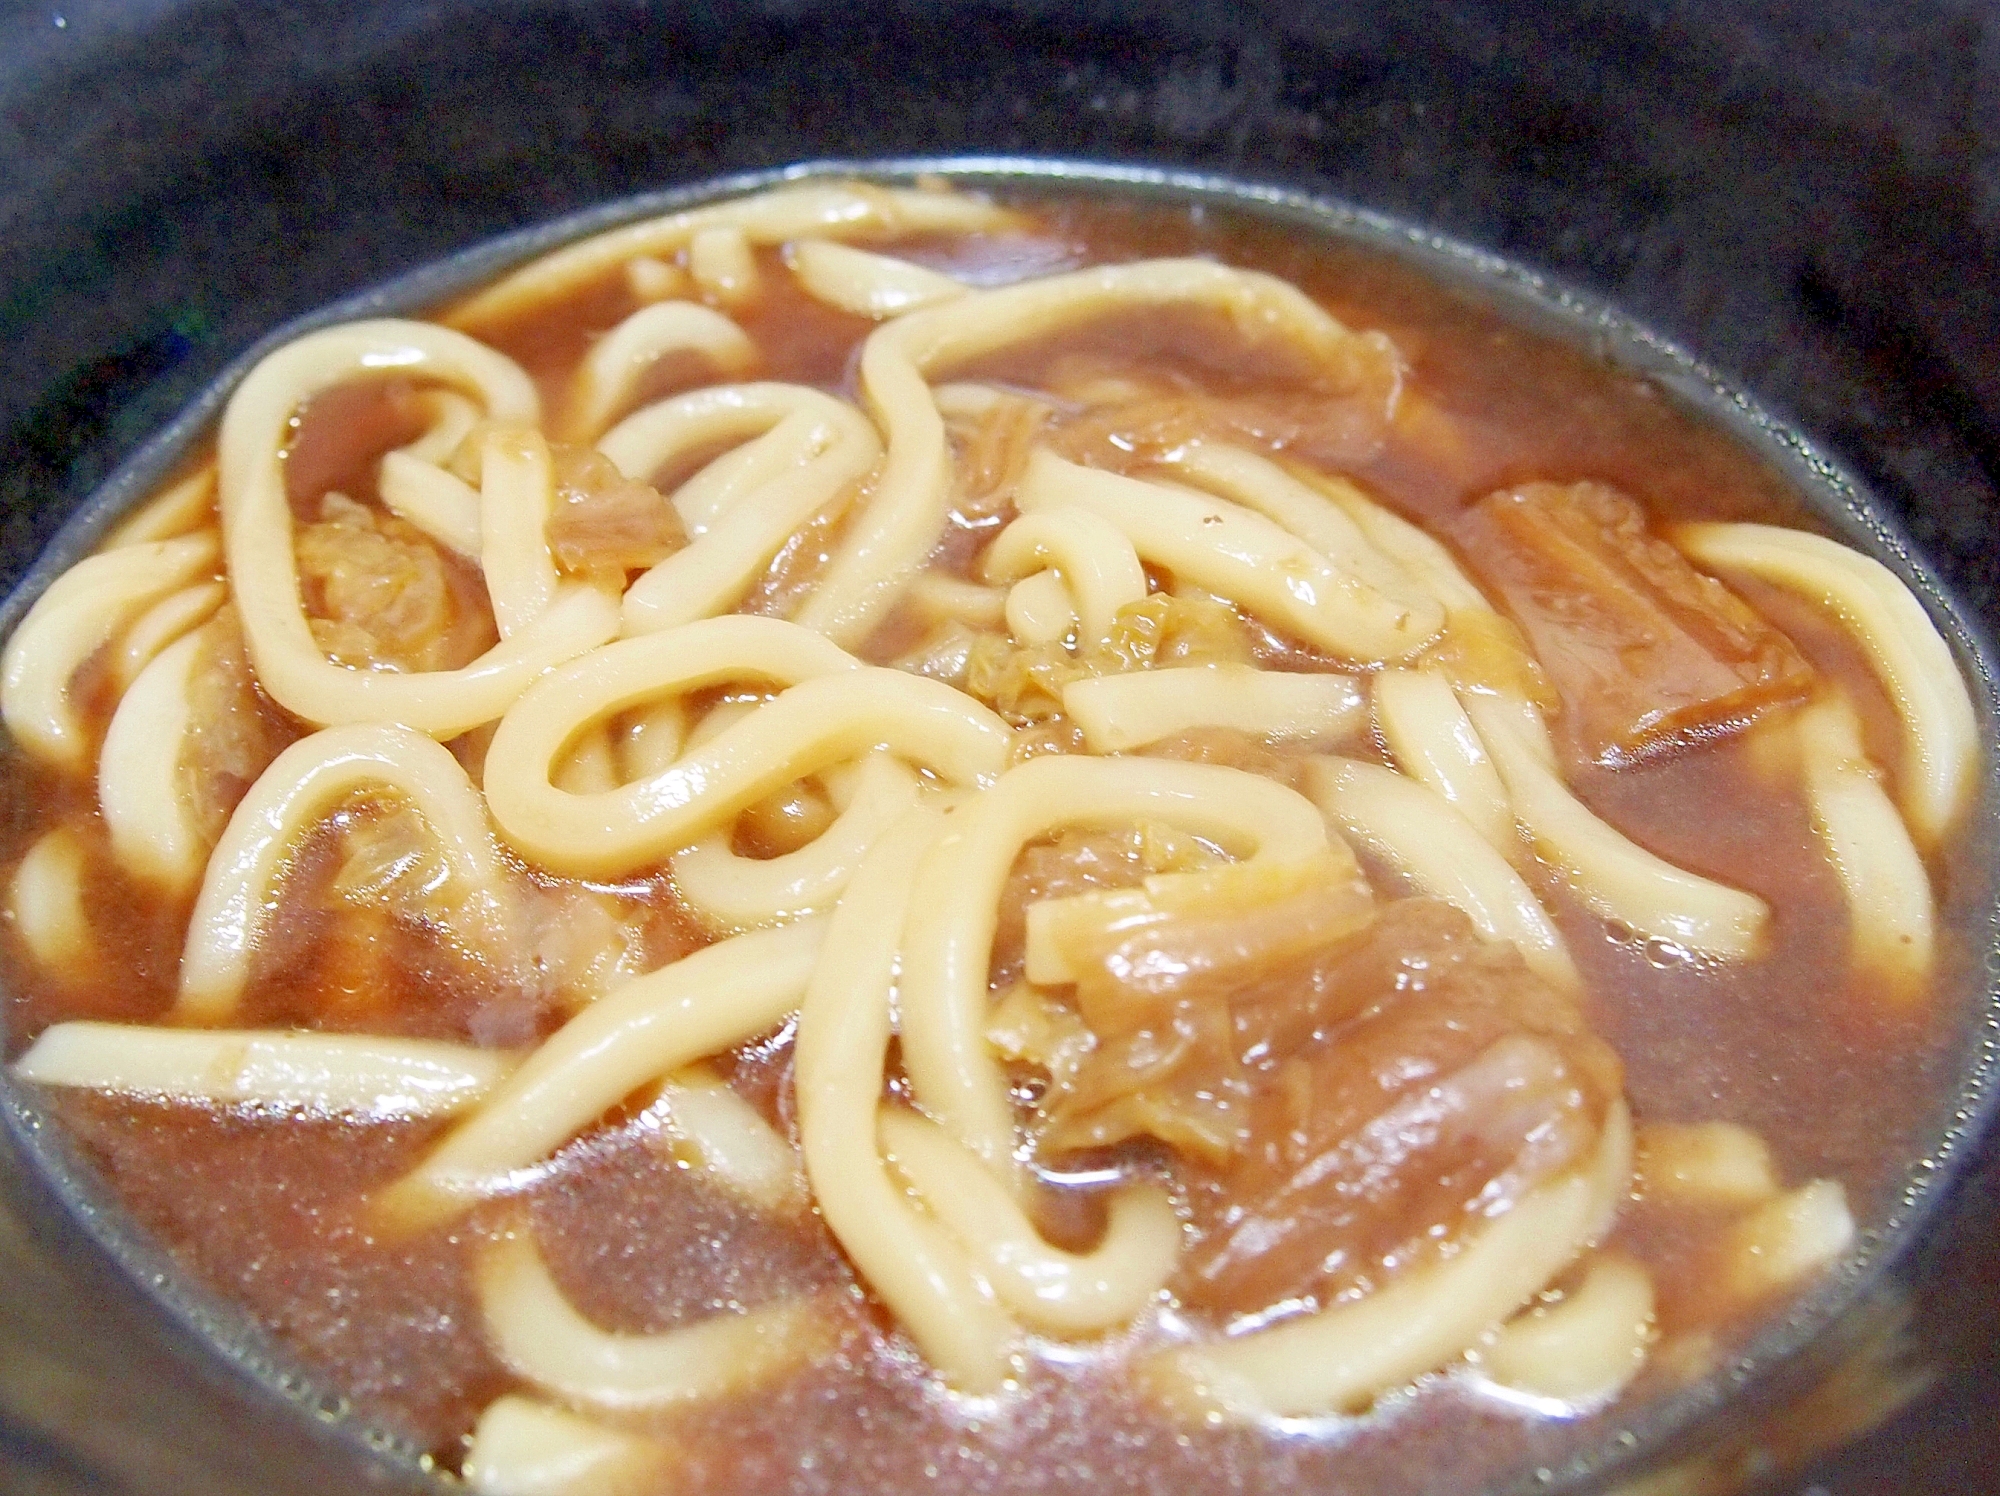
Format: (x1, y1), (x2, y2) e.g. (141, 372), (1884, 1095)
(0, 178), (1980, 1495)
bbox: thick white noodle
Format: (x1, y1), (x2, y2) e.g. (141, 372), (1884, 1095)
(1302, 756), (1576, 989)
(614, 699), (687, 781)
(601, 384), (875, 532)
(898, 754), (1330, 1175)
(479, 427), (564, 639)
(793, 805), (1019, 1393)
(1160, 443), (1431, 607)
(1463, 695), (1770, 960)
(1309, 470), (1492, 612)
(931, 381), (1007, 419)
(483, 618), (1009, 878)
(1480, 1253), (1654, 1405)
(14, 1022), (515, 1120)
(1003, 570), (1076, 646)
(477, 616), (853, 882)
(175, 724), (513, 1022)
(603, 385), (882, 635)
(447, 180), (1019, 330)
(687, 226), (762, 308)
(476, 427), (614, 813)
(625, 254), (686, 303)
(980, 507), (1149, 646)
(671, 750), (923, 929)
(878, 1107), (1181, 1335)
(98, 627), (210, 892)
(786, 239), (968, 318)
(552, 725), (620, 796)
(795, 257), (1399, 647)
(9, 827), (92, 973)
(356, 388), (487, 564)
(1310, 474), (1560, 710)
(477, 1227), (837, 1412)
(1635, 1120), (1781, 1208)
(400, 388), (484, 465)
(1794, 693), (1935, 999)
(648, 1065), (809, 1215)
(217, 319), (620, 736)
(108, 580), (226, 692)
(1721, 1180), (1854, 1302)
(378, 918), (824, 1227)
(1064, 665), (1364, 754)
(1676, 522), (1977, 847)
(463, 1395), (672, 1496)
(1015, 451), (1442, 661)
(1148, 1101), (1631, 1420)
(560, 301), (755, 442)
(1, 532), (219, 773)
(1372, 669), (1515, 851)
(103, 467), (217, 549)
(378, 449), (483, 557)
(906, 572), (1008, 629)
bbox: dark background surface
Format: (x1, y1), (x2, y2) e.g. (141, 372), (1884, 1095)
(1, 2), (1998, 1492)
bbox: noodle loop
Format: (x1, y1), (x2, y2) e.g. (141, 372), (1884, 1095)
(560, 300), (755, 441)
(483, 617), (1009, 878)
(175, 724), (514, 1022)
(899, 753), (1331, 1175)
(1, 532), (220, 772)
(380, 918), (825, 1228)
(604, 384), (882, 635)
(1016, 451), (1443, 661)
(797, 257), (1404, 647)
(219, 319), (619, 736)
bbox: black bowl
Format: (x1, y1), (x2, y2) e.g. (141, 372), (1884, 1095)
(2, 6), (1998, 1494)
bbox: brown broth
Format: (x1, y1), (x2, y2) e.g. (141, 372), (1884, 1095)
(0, 189), (1980, 1493)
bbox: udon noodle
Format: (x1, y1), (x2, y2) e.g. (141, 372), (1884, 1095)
(0, 177), (1977, 1493)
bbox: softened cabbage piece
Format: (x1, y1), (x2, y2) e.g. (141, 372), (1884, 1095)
(328, 799), (472, 920)
(1035, 856), (1378, 1164)
(990, 823), (1224, 991)
(1101, 593), (1255, 672)
(1415, 604), (1557, 711)
(1136, 726), (1307, 785)
(546, 444), (687, 585)
(964, 592), (1254, 725)
(945, 390), (1053, 517)
(1042, 353), (1396, 472)
(964, 635), (1086, 724)
(1025, 889), (1622, 1322)
(178, 608), (295, 844)
(321, 806), (682, 1034)
(1460, 481), (1812, 765)
(295, 494), (495, 672)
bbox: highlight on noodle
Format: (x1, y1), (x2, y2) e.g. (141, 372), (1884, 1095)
(0, 175), (1977, 1493)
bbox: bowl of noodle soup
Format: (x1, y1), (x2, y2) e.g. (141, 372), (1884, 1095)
(0, 154), (1993, 1496)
